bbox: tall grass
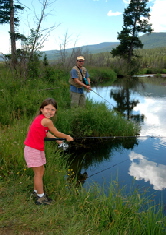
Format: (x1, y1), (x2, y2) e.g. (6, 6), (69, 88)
(56, 101), (138, 138)
(0, 65), (70, 125)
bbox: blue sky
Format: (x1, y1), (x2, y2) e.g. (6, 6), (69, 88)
(0, 0), (166, 54)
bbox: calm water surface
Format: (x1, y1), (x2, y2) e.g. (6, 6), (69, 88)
(68, 77), (166, 211)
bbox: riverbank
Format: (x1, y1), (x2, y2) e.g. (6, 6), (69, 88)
(0, 65), (166, 234)
(133, 74), (166, 78)
(1, 150), (166, 234)
(1, 145), (166, 235)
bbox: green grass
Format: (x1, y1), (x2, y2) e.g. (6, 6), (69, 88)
(1, 166), (166, 234)
(0, 64), (165, 234)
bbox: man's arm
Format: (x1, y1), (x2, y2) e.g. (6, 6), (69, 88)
(73, 78), (91, 90)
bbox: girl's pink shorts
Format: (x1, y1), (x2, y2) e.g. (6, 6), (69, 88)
(24, 146), (46, 168)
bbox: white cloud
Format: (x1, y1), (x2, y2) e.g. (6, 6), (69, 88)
(150, 0), (166, 32)
(123, 0), (130, 4)
(107, 10), (122, 16)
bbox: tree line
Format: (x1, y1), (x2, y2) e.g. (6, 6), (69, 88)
(74, 47), (166, 76)
(1, 0), (164, 78)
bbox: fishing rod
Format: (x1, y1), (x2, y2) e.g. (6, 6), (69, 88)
(75, 135), (166, 139)
(44, 138), (66, 141)
(82, 76), (114, 106)
(44, 135), (166, 141)
(90, 89), (114, 107)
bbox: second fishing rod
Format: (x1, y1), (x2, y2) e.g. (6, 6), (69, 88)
(44, 135), (166, 142)
(45, 135), (166, 150)
(83, 76), (114, 107)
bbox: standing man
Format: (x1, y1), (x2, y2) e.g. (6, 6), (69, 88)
(69, 56), (91, 108)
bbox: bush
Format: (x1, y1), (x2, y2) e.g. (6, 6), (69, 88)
(56, 101), (139, 138)
(88, 67), (117, 84)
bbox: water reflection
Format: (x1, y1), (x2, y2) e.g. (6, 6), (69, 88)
(67, 138), (138, 186)
(68, 77), (166, 208)
(134, 98), (166, 137)
(129, 151), (166, 190)
(87, 77), (166, 138)
(110, 79), (145, 122)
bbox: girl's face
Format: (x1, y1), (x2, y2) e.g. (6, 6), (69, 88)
(40, 104), (56, 119)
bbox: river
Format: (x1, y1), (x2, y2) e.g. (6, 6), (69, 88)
(67, 76), (166, 213)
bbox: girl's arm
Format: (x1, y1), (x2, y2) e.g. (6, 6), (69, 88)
(42, 118), (73, 141)
(46, 131), (63, 144)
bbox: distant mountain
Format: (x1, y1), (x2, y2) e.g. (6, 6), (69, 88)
(65, 42), (119, 53)
(40, 42), (119, 60)
(43, 32), (166, 60)
(140, 32), (166, 49)
(41, 42), (119, 61)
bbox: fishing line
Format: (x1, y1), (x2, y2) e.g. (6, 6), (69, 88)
(90, 89), (114, 107)
(87, 158), (130, 178)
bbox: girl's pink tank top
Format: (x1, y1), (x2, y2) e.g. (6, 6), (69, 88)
(24, 114), (49, 151)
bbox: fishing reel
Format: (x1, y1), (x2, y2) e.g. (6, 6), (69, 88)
(58, 142), (69, 151)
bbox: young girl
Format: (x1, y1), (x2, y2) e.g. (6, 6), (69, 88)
(24, 98), (73, 205)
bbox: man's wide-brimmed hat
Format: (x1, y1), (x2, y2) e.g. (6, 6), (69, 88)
(77, 56), (85, 61)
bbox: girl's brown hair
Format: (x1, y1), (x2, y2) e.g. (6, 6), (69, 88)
(39, 98), (58, 114)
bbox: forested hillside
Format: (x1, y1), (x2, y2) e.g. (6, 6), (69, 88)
(141, 32), (166, 49)
(43, 32), (166, 61)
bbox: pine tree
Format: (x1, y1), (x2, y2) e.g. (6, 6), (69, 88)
(0, 0), (24, 66)
(111, 0), (153, 65)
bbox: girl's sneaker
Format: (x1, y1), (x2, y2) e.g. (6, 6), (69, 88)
(31, 191), (52, 202)
(30, 191), (38, 201)
(35, 195), (52, 205)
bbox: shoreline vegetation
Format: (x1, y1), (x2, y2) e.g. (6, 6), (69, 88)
(0, 63), (166, 234)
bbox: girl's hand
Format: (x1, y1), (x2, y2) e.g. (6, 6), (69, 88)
(56, 140), (63, 144)
(66, 135), (74, 141)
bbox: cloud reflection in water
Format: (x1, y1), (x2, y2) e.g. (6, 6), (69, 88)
(129, 151), (166, 190)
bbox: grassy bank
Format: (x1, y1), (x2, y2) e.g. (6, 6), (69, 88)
(0, 148), (166, 234)
(0, 64), (165, 234)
